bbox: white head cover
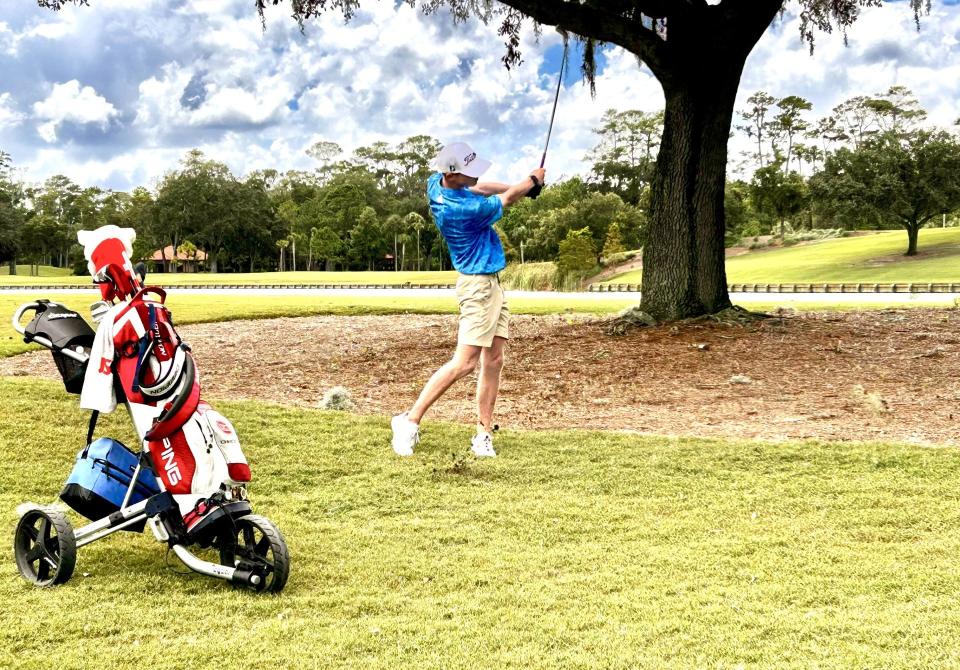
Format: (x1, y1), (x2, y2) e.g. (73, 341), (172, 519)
(434, 142), (492, 179)
(77, 225), (137, 278)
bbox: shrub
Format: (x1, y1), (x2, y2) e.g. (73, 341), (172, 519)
(319, 386), (353, 411)
(555, 227), (599, 290)
(499, 262), (557, 291)
(600, 248), (641, 268)
(602, 221), (626, 260)
(499, 260), (596, 292)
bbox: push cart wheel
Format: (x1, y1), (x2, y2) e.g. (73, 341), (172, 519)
(219, 514), (289, 594)
(13, 507), (77, 587)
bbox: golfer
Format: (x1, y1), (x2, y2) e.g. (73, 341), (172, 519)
(391, 142), (545, 457)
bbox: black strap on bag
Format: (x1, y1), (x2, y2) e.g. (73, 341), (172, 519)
(84, 410), (100, 455)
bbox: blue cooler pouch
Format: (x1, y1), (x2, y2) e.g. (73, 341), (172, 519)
(60, 438), (161, 531)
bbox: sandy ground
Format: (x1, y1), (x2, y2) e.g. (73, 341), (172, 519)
(4, 309), (959, 445)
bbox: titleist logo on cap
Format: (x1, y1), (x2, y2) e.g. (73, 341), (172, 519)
(463, 152), (476, 166)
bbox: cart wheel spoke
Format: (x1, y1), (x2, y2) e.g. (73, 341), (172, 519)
(22, 524), (39, 543)
(25, 540), (44, 564)
(242, 526), (256, 548)
(254, 536), (271, 557)
(36, 557), (50, 582)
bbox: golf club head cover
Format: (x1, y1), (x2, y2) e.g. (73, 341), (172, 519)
(77, 226), (142, 302)
(143, 354), (200, 442)
(197, 402), (251, 484)
(147, 402), (251, 495)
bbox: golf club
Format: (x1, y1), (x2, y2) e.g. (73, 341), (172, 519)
(528, 39), (568, 200)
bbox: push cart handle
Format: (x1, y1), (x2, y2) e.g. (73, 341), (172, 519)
(11, 302), (41, 336)
(10, 301), (90, 364)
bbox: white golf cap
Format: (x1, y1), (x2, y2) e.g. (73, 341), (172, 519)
(434, 142), (492, 179)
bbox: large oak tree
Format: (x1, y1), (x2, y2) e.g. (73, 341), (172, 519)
(40, 0), (931, 318)
(810, 129), (960, 256)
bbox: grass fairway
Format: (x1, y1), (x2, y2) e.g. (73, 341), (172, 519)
(0, 265), (73, 278)
(2, 378), (960, 668)
(605, 228), (960, 284)
(0, 270), (459, 287)
(0, 292), (638, 358)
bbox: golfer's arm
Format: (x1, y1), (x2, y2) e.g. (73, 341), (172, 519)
(469, 182), (510, 196)
(498, 177), (536, 209)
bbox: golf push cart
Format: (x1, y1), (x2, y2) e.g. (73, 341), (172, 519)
(10, 226), (289, 593)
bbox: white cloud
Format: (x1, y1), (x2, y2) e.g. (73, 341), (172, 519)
(32, 80), (120, 143)
(24, 144), (182, 190)
(0, 22), (17, 56)
(0, 93), (25, 129)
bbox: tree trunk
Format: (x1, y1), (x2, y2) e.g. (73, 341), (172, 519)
(169, 236), (179, 273)
(292, 240), (297, 272)
(641, 66), (742, 321)
(394, 234), (398, 272)
(8, 259), (15, 275)
(905, 224), (919, 256)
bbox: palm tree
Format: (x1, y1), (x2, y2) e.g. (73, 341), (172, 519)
(404, 212), (426, 272)
(276, 238), (289, 272)
(289, 232), (305, 272)
(308, 227), (318, 271)
(383, 214), (403, 272)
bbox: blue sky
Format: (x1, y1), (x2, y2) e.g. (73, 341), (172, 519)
(0, 0), (958, 190)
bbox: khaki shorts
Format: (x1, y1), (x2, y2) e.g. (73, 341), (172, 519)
(456, 273), (509, 347)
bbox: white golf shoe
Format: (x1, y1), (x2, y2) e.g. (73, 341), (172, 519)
(391, 412), (420, 456)
(471, 430), (497, 458)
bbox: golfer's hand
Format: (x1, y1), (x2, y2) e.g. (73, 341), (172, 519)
(526, 168), (547, 200)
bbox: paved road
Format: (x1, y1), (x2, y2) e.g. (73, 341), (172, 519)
(1, 285), (956, 307)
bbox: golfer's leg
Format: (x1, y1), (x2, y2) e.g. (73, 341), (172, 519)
(476, 336), (507, 432)
(408, 344), (481, 424)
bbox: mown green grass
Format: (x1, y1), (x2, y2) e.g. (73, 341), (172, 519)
(1, 378), (960, 668)
(0, 265), (74, 277)
(605, 228), (960, 285)
(0, 292), (639, 358)
(0, 270), (459, 286)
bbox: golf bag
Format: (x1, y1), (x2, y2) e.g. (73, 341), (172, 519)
(85, 287), (251, 500)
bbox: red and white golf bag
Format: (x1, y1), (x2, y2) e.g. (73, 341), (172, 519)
(77, 226), (251, 531)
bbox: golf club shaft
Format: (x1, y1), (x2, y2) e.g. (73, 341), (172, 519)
(540, 42), (568, 168)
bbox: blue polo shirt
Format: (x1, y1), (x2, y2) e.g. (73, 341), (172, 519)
(427, 172), (506, 275)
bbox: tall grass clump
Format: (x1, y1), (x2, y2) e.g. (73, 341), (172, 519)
(499, 262), (557, 291)
(499, 262), (592, 292)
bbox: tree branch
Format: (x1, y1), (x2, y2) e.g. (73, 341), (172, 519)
(719, 0), (786, 53)
(496, 0), (671, 77)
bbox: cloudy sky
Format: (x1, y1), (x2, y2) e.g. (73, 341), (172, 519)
(0, 0), (958, 191)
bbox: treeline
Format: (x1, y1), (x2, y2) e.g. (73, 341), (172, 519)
(0, 127), (648, 276)
(0, 136), (449, 274)
(728, 86), (960, 254)
(1, 85), (958, 278)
